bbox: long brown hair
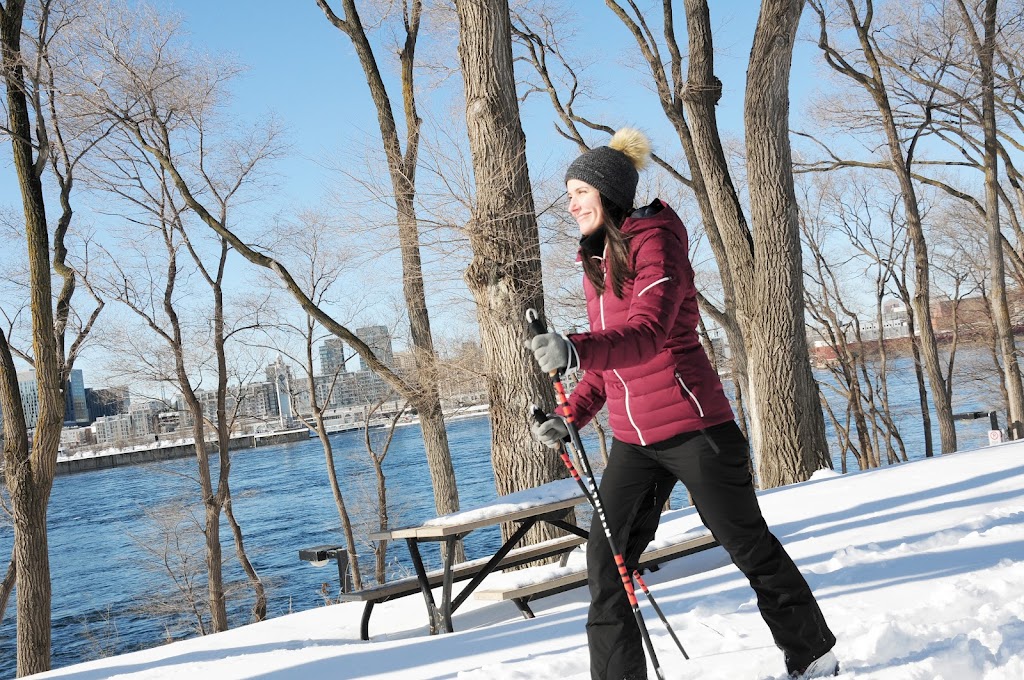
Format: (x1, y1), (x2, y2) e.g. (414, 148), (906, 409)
(581, 196), (634, 298)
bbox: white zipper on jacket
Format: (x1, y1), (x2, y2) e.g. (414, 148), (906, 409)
(599, 251), (647, 445)
(675, 371), (705, 418)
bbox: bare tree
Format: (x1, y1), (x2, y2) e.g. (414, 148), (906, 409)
(808, 0), (958, 453)
(315, 1), (462, 559)
(91, 125), (268, 631)
(0, 0), (105, 672)
(249, 210), (367, 590)
(450, 0), (570, 546)
(130, 503), (211, 637)
(742, 0), (833, 483)
(952, 0), (1024, 437)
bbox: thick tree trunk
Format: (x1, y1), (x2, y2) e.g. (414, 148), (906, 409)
(682, 0), (829, 487)
(744, 0), (831, 486)
(970, 0), (1024, 438)
(11, 485), (50, 677)
(453, 0), (568, 543)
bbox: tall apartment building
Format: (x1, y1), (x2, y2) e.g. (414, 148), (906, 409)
(65, 368), (89, 425)
(319, 337), (347, 376)
(16, 370), (41, 429)
(355, 325), (393, 371)
(85, 386), (130, 422)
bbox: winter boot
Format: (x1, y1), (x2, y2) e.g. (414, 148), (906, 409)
(789, 650), (839, 678)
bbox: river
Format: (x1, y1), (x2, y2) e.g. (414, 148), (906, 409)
(0, 354), (1004, 677)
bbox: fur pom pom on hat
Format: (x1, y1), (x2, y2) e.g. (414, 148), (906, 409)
(565, 128), (651, 211)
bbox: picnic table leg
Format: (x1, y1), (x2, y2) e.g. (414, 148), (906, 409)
(512, 597), (536, 619)
(440, 535), (458, 633)
(450, 518), (538, 613)
(406, 538), (441, 635)
(360, 602), (374, 641)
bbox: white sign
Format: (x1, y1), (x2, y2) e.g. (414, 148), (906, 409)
(988, 430), (1003, 446)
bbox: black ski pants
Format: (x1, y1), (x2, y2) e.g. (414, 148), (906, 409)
(586, 420), (835, 680)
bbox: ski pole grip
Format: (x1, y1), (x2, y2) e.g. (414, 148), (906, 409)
(525, 308), (546, 338)
(531, 405), (549, 425)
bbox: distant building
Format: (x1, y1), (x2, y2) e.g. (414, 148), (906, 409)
(65, 369), (89, 425)
(92, 414), (132, 444)
(86, 386), (130, 423)
(266, 355), (295, 427)
(16, 370), (40, 430)
(859, 300), (912, 343)
(393, 350), (418, 374)
(356, 325), (393, 371)
(319, 338), (347, 376)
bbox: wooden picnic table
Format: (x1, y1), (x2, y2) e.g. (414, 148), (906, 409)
(370, 477), (590, 635)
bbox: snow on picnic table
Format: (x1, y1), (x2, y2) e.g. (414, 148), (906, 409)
(29, 443), (1024, 680)
(419, 477), (590, 527)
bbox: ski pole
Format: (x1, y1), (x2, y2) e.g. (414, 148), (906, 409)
(532, 405), (690, 662)
(526, 309), (666, 680)
(633, 569), (689, 660)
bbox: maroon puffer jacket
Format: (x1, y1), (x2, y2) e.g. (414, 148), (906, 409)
(566, 200), (734, 446)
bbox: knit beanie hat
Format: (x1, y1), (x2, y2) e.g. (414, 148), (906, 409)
(565, 128), (651, 211)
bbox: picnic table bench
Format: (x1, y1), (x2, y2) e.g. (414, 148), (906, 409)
(334, 534), (586, 640)
(301, 478), (591, 640)
(300, 479), (721, 639)
(473, 526), (719, 619)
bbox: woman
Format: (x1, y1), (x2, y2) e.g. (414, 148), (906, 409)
(528, 129), (838, 680)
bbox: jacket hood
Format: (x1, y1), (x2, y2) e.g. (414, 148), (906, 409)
(621, 199), (683, 239)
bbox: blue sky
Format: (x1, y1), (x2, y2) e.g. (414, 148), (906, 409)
(1, 0), (829, 381)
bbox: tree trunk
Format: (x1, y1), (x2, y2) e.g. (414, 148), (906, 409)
(317, 1), (462, 539)
(314, 421), (363, 591)
(223, 499), (267, 621)
(453, 0), (569, 542)
(682, 0), (829, 487)
(969, 0), (1024, 438)
(211, 256), (266, 621)
(744, 0), (831, 485)
(1, 1), (65, 672)
(192, 427), (228, 632)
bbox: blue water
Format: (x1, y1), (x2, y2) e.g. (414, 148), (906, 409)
(0, 354), (1004, 677)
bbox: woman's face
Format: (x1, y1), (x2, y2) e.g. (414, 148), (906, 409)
(566, 179), (604, 236)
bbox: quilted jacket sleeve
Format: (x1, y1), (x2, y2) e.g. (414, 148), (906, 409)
(568, 227), (693, 370)
(567, 368), (606, 430)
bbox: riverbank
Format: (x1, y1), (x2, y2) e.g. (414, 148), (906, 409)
(52, 428), (311, 476)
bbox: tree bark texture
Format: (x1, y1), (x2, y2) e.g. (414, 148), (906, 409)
(453, 0), (569, 543)
(743, 0), (831, 486)
(682, 0), (829, 486)
(1, 0), (64, 672)
(963, 0), (1024, 438)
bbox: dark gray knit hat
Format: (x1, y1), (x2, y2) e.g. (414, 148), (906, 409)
(565, 128), (651, 211)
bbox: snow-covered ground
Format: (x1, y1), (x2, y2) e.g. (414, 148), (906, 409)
(30, 442), (1024, 679)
